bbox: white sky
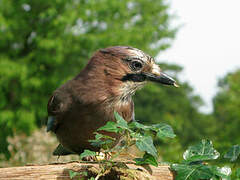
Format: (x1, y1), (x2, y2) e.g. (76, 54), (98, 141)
(158, 0), (240, 113)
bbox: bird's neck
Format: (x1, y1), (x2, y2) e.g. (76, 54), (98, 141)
(74, 75), (135, 107)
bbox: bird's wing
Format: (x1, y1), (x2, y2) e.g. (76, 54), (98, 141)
(47, 94), (63, 133)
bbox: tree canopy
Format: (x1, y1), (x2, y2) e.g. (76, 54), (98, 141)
(212, 70), (240, 154)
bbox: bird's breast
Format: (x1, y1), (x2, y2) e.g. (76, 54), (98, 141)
(55, 99), (134, 153)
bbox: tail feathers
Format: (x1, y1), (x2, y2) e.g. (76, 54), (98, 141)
(53, 144), (74, 156)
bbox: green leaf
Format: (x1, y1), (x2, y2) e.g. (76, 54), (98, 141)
(211, 166), (231, 179)
(224, 145), (240, 162)
(97, 121), (118, 133)
(80, 149), (96, 160)
(171, 164), (213, 180)
(81, 171), (88, 177)
(134, 153), (158, 167)
(69, 170), (80, 179)
(129, 122), (176, 140)
(152, 123), (176, 139)
(183, 139), (220, 162)
(236, 168), (240, 178)
(89, 133), (115, 148)
(136, 136), (158, 157)
(129, 121), (149, 130)
(89, 138), (113, 148)
(114, 111), (129, 130)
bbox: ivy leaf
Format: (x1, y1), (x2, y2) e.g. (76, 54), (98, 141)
(224, 145), (240, 162)
(114, 111), (129, 130)
(97, 121), (118, 133)
(183, 139), (220, 162)
(134, 153), (158, 167)
(211, 166), (231, 179)
(171, 164), (213, 180)
(129, 121), (149, 130)
(89, 133), (114, 148)
(81, 171), (88, 177)
(80, 149), (96, 160)
(152, 123), (176, 139)
(136, 136), (158, 157)
(129, 122), (176, 139)
(69, 170), (80, 179)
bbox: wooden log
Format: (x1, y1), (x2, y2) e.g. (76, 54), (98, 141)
(0, 162), (174, 180)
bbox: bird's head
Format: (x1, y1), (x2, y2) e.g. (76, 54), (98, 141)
(82, 46), (178, 103)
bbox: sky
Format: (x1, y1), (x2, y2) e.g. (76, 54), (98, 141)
(158, 0), (240, 113)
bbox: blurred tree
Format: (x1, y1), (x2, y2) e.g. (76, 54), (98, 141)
(0, 0), (176, 158)
(212, 69), (240, 154)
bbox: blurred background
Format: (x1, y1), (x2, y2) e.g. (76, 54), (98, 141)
(0, 0), (239, 168)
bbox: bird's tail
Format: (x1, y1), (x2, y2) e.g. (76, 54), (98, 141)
(53, 144), (74, 156)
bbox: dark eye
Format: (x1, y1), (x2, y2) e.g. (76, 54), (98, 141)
(131, 61), (143, 71)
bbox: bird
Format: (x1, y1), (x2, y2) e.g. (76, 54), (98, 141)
(47, 46), (178, 156)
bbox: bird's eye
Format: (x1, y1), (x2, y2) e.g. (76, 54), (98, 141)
(130, 61), (143, 71)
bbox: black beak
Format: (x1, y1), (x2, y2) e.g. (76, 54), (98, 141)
(144, 72), (179, 87)
(122, 72), (179, 87)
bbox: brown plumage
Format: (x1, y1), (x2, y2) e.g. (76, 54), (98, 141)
(47, 46), (177, 155)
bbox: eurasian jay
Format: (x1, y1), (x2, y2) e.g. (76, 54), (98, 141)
(47, 46), (177, 156)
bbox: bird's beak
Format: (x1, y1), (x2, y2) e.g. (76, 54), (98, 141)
(144, 64), (179, 87)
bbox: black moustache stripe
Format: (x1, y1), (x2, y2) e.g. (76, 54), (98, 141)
(122, 73), (146, 82)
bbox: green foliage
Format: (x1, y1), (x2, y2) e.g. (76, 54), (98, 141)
(210, 166), (232, 180)
(171, 164), (213, 180)
(89, 133), (116, 150)
(75, 112), (176, 178)
(135, 136), (158, 158)
(87, 112), (176, 167)
(224, 145), (240, 162)
(233, 168), (240, 180)
(229, 167), (240, 180)
(171, 140), (231, 180)
(153, 123), (176, 139)
(80, 113), (236, 179)
(129, 121), (176, 139)
(114, 111), (129, 130)
(80, 150), (97, 160)
(183, 139), (220, 162)
(134, 153), (158, 167)
(69, 170), (80, 179)
(172, 164), (231, 180)
(69, 170), (88, 180)
(0, 0), (176, 157)
(98, 121), (119, 133)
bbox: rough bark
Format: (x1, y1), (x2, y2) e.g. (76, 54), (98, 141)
(0, 162), (174, 180)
